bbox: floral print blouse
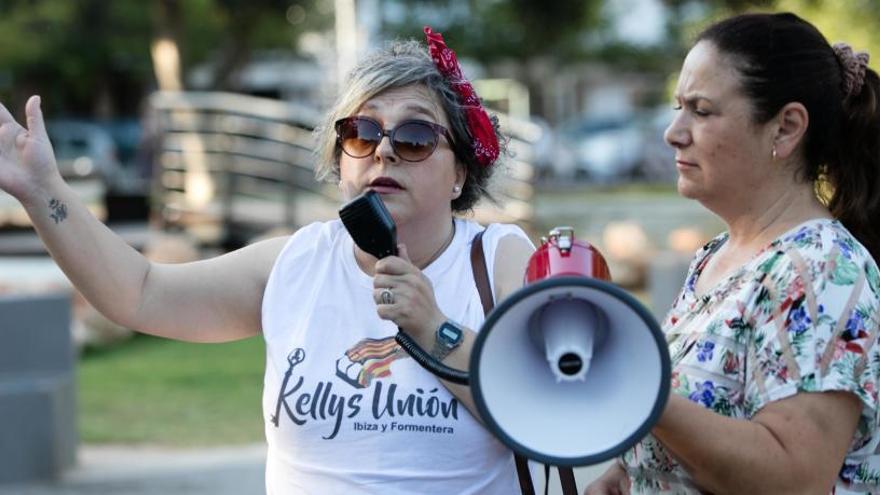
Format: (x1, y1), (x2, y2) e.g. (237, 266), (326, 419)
(621, 219), (880, 494)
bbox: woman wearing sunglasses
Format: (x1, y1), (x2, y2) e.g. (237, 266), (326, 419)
(0, 28), (535, 493)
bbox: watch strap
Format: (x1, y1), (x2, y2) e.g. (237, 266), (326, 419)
(431, 338), (453, 362)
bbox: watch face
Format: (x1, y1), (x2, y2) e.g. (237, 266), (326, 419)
(438, 322), (463, 347)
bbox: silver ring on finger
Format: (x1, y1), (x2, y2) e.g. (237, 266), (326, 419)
(380, 288), (394, 305)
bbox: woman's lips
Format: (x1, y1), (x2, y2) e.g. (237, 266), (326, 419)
(676, 159), (699, 170)
(368, 177), (404, 193)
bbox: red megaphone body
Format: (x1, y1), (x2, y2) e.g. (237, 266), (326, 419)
(525, 227), (611, 283)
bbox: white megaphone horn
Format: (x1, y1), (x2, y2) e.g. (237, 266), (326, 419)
(469, 227), (671, 467)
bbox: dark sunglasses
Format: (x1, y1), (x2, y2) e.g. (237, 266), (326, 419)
(334, 116), (454, 162)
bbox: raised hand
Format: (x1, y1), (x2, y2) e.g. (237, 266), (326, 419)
(0, 95), (61, 204)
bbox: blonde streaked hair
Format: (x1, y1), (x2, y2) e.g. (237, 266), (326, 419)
(313, 39), (504, 212)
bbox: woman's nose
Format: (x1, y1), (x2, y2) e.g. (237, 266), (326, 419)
(374, 135), (398, 164)
(664, 114), (691, 149)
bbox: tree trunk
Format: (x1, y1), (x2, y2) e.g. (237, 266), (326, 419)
(151, 0), (184, 91)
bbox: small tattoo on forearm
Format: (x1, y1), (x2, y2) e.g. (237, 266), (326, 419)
(48, 198), (68, 224)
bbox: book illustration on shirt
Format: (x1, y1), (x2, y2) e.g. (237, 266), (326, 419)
(336, 336), (408, 389)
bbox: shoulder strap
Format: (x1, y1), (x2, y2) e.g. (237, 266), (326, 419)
(559, 466), (577, 495)
(470, 230), (577, 495)
(470, 230), (534, 495)
(470, 230), (495, 316)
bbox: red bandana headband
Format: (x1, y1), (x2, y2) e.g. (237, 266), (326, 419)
(424, 26), (500, 167)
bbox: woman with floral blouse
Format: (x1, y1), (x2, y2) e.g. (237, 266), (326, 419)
(586, 13), (880, 495)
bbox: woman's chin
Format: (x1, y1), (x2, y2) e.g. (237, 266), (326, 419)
(676, 177), (701, 200)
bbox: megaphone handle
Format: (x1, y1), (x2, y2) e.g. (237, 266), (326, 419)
(395, 329), (469, 385)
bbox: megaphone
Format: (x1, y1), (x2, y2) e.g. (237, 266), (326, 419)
(469, 227), (670, 467)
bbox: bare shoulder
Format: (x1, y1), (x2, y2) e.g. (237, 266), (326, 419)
(492, 233), (535, 302)
(495, 233), (534, 262)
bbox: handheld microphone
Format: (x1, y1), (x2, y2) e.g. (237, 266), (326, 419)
(339, 190), (397, 259)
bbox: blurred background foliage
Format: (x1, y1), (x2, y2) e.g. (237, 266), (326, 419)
(0, 0), (876, 120)
(0, 0), (327, 115)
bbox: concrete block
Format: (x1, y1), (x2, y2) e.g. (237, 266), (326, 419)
(0, 293), (74, 375)
(0, 374), (77, 483)
(0, 293), (77, 483)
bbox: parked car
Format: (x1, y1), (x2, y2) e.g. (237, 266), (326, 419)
(47, 118), (151, 196)
(550, 108), (678, 184)
(97, 119), (148, 195)
(554, 116), (645, 183)
(47, 120), (122, 188)
(633, 106), (677, 183)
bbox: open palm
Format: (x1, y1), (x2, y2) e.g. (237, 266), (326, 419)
(0, 96), (61, 203)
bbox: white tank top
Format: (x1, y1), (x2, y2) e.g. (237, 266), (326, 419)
(261, 218), (532, 494)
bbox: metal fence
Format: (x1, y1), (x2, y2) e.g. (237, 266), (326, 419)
(149, 91), (539, 249)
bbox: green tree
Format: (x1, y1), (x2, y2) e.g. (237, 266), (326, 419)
(659, 0), (880, 101)
(0, 0), (153, 115)
(664, 0), (880, 58)
(192, 0), (326, 91)
(380, 0), (610, 120)
(381, 0), (603, 62)
(775, 0), (880, 59)
(0, 0), (325, 116)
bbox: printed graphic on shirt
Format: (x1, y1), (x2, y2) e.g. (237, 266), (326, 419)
(335, 337), (408, 389)
(270, 338), (460, 440)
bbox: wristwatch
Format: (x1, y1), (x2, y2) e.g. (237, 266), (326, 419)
(431, 320), (464, 362)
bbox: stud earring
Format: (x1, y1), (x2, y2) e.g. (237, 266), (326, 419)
(771, 146), (778, 161)
(453, 185), (461, 193)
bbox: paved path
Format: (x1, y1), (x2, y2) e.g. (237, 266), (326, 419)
(0, 443), (610, 494)
(0, 444), (267, 495)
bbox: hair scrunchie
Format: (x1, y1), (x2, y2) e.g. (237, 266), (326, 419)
(832, 42), (870, 100)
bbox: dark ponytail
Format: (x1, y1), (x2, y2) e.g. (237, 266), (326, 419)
(828, 69), (880, 261)
(698, 13), (880, 261)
